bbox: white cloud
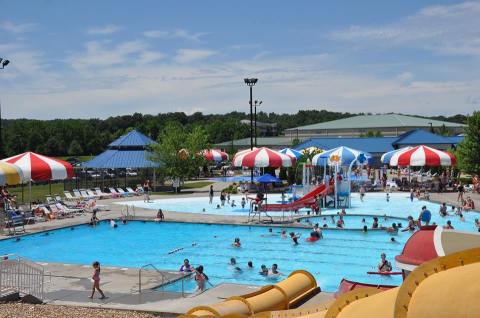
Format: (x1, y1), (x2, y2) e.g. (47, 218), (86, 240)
(143, 28), (208, 42)
(1, 21), (36, 34)
(138, 51), (165, 64)
(330, 1), (480, 56)
(174, 49), (217, 63)
(87, 24), (122, 35)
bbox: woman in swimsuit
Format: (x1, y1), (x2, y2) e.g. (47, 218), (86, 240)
(378, 253), (392, 272)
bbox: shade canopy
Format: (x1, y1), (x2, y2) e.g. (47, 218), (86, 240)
(202, 149), (229, 162)
(312, 146), (372, 166)
(0, 161), (25, 186)
(388, 145), (456, 167)
(84, 129), (161, 169)
(256, 173), (281, 184)
(380, 146), (413, 164)
(232, 147), (295, 168)
(279, 148), (303, 159)
(3, 152), (74, 181)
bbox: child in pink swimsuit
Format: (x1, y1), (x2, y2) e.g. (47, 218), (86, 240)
(89, 261), (106, 299)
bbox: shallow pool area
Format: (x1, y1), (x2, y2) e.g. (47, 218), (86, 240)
(0, 221), (409, 292)
(118, 193), (479, 231)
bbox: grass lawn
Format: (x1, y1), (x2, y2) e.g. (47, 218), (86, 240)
(182, 181), (213, 189)
(8, 183), (66, 203)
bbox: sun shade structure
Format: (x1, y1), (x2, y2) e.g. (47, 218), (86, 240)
(279, 148), (303, 159)
(3, 152), (74, 181)
(387, 145), (456, 167)
(0, 161), (24, 186)
(380, 146), (413, 164)
(232, 147), (295, 168)
(83, 130), (160, 169)
(311, 146), (371, 166)
(201, 149), (229, 162)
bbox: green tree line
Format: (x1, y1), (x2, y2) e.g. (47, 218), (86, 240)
(0, 110), (467, 157)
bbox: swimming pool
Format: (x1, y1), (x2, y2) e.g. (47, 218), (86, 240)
(118, 193), (479, 232)
(300, 215), (408, 230)
(0, 221), (409, 292)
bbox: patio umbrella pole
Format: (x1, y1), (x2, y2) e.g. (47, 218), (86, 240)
(29, 180), (32, 211)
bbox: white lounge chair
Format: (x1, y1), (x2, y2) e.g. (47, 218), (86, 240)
(116, 188), (130, 197)
(126, 187), (139, 196)
(55, 202), (83, 215)
(72, 189), (85, 199)
(79, 190), (96, 199)
(95, 188), (113, 199)
(63, 191), (76, 201)
(86, 189), (102, 199)
(109, 187), (123, 197)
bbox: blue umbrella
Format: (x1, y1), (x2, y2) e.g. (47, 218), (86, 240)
(256, 173), (281, 183)
(279, 148), (303, 159)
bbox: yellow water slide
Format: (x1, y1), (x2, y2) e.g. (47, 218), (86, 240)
(257, 246), (480, 318)
(184, 270), (320, 317)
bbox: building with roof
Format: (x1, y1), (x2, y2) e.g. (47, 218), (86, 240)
(239, 120), (278, 136)
(84, 130), (160, 169)
(285, 113), (465, 138)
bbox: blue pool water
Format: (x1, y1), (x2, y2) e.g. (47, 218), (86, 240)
(0, 221), (409, 292)
(118, 193), (479, 232)
(300, 215), (408, 230)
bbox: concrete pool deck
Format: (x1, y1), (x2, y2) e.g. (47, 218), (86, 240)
(1, 181), (478, 314)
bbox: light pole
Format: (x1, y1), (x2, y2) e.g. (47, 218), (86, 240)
(244, 78), (258, 182)
(254, 100), (262, 146)
(0, 58), (10, 158)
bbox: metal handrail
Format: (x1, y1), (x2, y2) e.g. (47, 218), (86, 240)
(138, 263), (167, 294)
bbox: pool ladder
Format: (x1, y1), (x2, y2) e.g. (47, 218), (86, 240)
(121, 205), (136, 220)
(138, 264), (191, 297)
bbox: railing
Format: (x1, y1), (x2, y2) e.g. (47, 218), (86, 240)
(0, 254), (45, 301)
(138, 263), (167, 294)
(121, 205), (136, 220)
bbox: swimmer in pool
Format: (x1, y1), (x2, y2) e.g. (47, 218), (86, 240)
(231, 200), (236, 207)
(259, 264), (269, 276)
(241, 198), (246, 209)
(281, 230), (287, 238)
(247, 261), (253, 269)
(230, 258), (242, 272)
(232, 237), (241, 247)
(269, 264), (282, 276)
(289, 232), (300, 245)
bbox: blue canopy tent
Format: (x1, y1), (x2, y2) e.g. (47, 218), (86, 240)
(83, 130), (161, 189)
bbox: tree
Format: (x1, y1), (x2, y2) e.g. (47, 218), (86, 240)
(67, 140), (83, 156)
(150, 122), (209, 185)
(456, 111), (480, 174)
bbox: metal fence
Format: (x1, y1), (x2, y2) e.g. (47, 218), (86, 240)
(0, 255), (45, 300)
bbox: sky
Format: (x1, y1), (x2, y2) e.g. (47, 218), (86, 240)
(0, 0), (479, 119)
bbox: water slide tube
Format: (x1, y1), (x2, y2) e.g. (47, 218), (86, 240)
(184, 270), (319, 317)
(261, 185), (327, 212)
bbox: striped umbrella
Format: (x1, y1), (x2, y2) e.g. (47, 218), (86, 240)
(3, 152), (74, 181)
(279, 148), (303, 159)
(0, 161), (24, 186)
(201, 149), (229, 162)
(388, 145), (456, 167)
(232, 147), (296, 168)
(312, 146), (372, 166)
(380, 147), (413, 164)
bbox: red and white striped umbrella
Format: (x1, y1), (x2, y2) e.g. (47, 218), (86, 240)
(201, 149), (229, 162)
(232, 147), (295, 168)
(388, 145), (456, 167)
(2, 152), (74, 181)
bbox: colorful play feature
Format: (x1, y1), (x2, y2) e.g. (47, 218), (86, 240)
(183, 270), (319, 317)
(251, 247), (480, 318)
(260, 184), (327, 212)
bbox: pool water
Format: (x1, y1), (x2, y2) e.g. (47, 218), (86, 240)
(300, 215), (408, 230)
(0, 221), (409, 292)
(118, 193), (479, 232)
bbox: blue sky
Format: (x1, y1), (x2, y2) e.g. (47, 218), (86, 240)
(0, 0), (478, 119)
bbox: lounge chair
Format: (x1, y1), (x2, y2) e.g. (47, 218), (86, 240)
(63, 191), (76, 201)
(126, 187), (139, 196)
(86, 189), (102, 199)
(95, 188), (113, 199)
(5, 211), (25, 234)
(49, 204), (69, 218)
(72, 189), (85, 199)
(109, 187), (124, 197)
(116, 188), (130, 197)
(45, 196), (56, 204)
(55, 202), (84, 215)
